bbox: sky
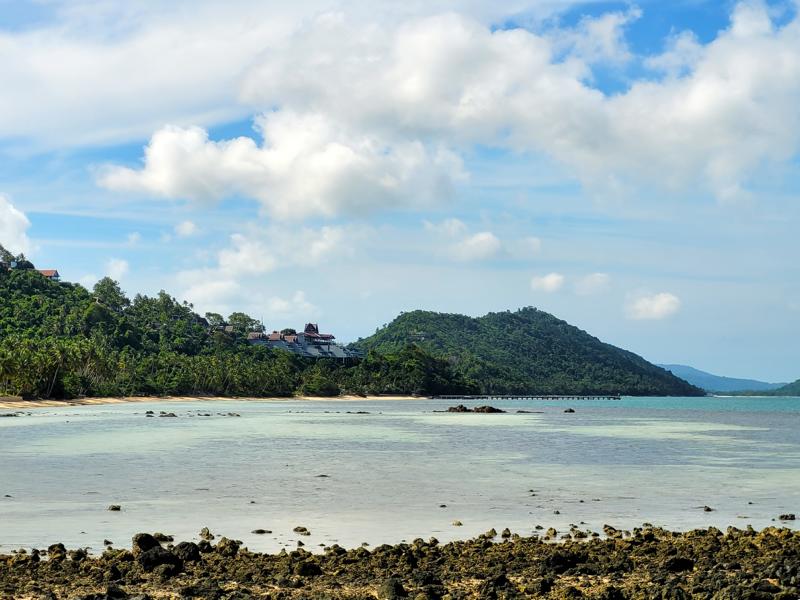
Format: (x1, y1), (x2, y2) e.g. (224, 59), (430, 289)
(0, 0), (798, 382)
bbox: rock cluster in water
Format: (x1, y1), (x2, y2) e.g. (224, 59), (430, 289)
(445, 405), (506, 414)
(1, 526), (799, 599)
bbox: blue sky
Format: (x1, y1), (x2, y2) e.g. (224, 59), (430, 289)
(0, 0), (798, 382)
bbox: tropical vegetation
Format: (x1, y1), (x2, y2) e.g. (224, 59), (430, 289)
(351, 309), (704, 396)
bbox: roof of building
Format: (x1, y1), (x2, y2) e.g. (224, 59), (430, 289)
(303, 322), (335, 340)
(38, 269), (60, 278)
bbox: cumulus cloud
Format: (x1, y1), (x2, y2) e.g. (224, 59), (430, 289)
(175, 220), (198, 237)
(424, 218), (535, 262)
(575, 272), (610, 295)
(105, 258), (129, 280)
(449, 231), (502, 261)
(95, 2), (800, 213)
(175, 223), (359, 313)
(98, 116), (465, 219)
(625, 292), (681, 320)
(531, 272), (565, 292)
(0, 195), (31, 255)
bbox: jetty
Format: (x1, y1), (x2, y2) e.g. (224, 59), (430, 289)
(432, 394), (621, 401)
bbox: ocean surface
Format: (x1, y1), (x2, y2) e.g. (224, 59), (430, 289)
(1, 396), (798, 554)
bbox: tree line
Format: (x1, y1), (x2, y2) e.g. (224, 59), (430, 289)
(0, 252), (474, 399)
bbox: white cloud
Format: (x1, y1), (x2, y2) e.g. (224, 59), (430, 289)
(78, 274), (99, 288)
(105, 258), (129, 280)
(266, 290), (316, 316)
(575, 272), (610, 295)
(625, 292), (681, 320)
(550, 6), (641, 65)
(0, 195), (31, 255)
(98, 116), (465, 219)
(234, 3), (800, 203)
(423, 218), (468, 237)
(175, 220), (198, 237)
(4, 1), (797, 208)
(126, 232), (142, 245)
(449, 231), (502, 261)
(175, 223), (359, 313)
(531, 272), (565, 292)
(218, 233), (277, 276)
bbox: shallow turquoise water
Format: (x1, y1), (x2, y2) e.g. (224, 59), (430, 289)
(0, 396), (798, 553)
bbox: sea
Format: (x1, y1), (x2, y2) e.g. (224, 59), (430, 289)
(0, 396), (798, 554)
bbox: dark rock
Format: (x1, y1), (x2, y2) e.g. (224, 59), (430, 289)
(564, 408), (576, 413)
(703, 505), (714, 512)
(779, 513), (796, 521)
(501, 528), (511, 538)
(152, 532), (173, 543)
(69, 548), (88, 562)
(137, 547), (182, 574)
(473, 405), (506, 413)
(47, 543), (66, 561)
(214, 537), (241, 557)
(378, 577), (408, 599)
(179, 580), (222, 598)
(754, 580), (782, 593)
(172, 541), (201, 562)
(107, 505), (121, 511)
(251, 529), (271, 534)
(293, 526), (311, 536)
(293, 560), (322, 577)
(199, 527), (215, 540)
(131, 533), (160, 554)
(665, 557), (695, 572)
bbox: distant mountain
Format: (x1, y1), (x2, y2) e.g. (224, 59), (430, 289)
(658, 364), (786, 393)
(352, 307), (704, 396)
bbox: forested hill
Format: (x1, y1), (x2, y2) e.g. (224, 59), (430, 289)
(351, 308), (704, 396)
(773, 380), (800, 396)
(0, 256), (474, 399)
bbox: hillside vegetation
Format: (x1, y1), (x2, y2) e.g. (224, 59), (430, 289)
(0, 253), (472, 399)
(352, 308), (703, 396)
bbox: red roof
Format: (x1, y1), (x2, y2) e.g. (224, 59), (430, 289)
(38, 269), (59, 278)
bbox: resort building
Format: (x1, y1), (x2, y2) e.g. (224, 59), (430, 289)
(37, 269), (61, 281)
(249, 323), (363, 360)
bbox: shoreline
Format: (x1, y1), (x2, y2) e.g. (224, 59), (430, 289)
(0, 394), (423, 410)
(1, 526), (797, 598)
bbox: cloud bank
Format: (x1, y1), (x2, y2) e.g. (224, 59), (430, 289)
(96, 2), (800, 215)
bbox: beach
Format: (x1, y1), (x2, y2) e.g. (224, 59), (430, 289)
(0, 394), (421, 410)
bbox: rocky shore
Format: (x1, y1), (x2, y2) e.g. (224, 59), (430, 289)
(2, 526), (798, 599)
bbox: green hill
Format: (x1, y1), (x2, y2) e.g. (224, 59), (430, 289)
(761, 379), (800, 396)
(351, 308), (703, 396)
(0, 252), (471, 399)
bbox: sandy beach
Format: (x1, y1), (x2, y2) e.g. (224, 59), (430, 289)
(0, 394), (423, 410)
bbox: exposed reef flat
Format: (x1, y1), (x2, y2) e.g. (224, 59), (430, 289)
(2, 526), (798, 599)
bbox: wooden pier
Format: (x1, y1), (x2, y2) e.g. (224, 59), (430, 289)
(431, 394), (621, 401)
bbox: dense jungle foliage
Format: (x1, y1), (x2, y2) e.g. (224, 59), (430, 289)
(351, 309), (704, 396)
(0, 254), (473, 399)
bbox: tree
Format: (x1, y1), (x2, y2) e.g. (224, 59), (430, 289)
(228, 312), (261, 334)
(205, 312), (225, 327)
(92, 277), (130, 312)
